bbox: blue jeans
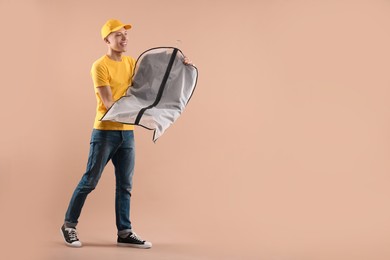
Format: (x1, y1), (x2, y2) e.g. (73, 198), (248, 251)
(64, 129), (135, 236)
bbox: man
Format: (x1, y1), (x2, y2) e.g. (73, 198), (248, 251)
(60, 19), (166, 249)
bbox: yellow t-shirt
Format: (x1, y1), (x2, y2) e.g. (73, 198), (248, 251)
(91, 55), (136, 130)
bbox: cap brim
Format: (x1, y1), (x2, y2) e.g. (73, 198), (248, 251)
(112, 24), (132, 33)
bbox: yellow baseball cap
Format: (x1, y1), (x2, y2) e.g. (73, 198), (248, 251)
(101, 19), (132, 39)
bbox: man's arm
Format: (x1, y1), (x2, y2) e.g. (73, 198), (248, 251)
(96, 86), (114, 110)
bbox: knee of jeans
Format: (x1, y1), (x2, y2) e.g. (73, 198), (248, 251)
(116, 183), (132, 194)
(78, 183), (97, 193)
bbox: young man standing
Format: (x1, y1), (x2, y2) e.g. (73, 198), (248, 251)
(60, 19), (152, 249)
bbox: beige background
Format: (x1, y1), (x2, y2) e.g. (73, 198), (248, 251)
(1, 0), (390, 259)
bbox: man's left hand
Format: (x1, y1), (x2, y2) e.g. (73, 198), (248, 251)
(183, 56), (194, 66)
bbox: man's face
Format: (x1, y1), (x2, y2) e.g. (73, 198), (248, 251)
(105, 27), (128, 52)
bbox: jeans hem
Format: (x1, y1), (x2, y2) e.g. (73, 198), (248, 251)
(118, 229), (133, 237)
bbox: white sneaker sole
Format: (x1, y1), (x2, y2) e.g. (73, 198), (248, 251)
(117, 242), (152, 249)
(60, 228), (82, 248)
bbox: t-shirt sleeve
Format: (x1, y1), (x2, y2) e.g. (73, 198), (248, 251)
(129, 56), (136, 76)
(91, 62), (109, 88)
(130, 57), (136, 75)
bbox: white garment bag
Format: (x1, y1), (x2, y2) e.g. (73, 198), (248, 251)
(101, 47), (198, 142)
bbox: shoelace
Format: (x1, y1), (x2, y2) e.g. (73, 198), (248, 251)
(66, 228), (78, 241)
(129, 232), (144, 242)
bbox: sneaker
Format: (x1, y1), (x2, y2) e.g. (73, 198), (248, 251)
(60, 224), (82, 248)
(117, 232), (152, 249)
